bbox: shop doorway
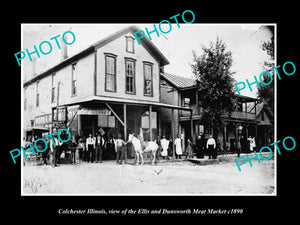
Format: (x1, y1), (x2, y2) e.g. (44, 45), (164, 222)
(81, 115), (98, 137)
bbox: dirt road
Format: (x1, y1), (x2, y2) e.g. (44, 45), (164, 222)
(22, 156), (274, 195)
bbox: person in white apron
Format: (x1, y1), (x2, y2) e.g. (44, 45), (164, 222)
(160, 136), (169, 159)
(174, 134), (183, 159)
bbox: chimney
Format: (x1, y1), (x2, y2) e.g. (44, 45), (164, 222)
(60, 35), (68, 61)
(32, 56), (37, 76)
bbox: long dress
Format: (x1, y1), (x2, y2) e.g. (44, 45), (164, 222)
(249, 137), (256, 151)
(174, 138), (183, 155)
(186, 140), (193, 157)
(160, 138), (169, 157)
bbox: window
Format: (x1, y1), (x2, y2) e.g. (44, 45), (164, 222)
(51, 73), (56, 103)
(143, 62), (153, 96)
(105, 54), (117, 92)
(125, 58), (136, 94)
(36, 81), (40, 107)
(71, 63), (77, 96)
(126, 36), (134, 53)
(184, 97), (190, 107)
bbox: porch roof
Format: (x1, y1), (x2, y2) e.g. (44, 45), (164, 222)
(52, 95), (192, 111)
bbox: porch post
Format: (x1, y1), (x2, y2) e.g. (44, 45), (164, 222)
(171, 108), (175, 161)
(149, 105), (152, 141)
(195, 89), (199, 114)
(245, 124), (249, 139)
(78, 115), (81, 134)
(223, 120), (227, 148)
(190, 109), (193, 143)
(157, 109), (161, 137)
(123, 103), (127, 140)
(255, 123), (258, 141)
(234, 122), (238, 146)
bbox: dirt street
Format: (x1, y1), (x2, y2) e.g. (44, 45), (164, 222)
(22, 155), (275, 195)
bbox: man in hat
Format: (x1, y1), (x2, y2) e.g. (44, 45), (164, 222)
(86, 133), (95, 162)
(50, 130), (61, 167)
(95, 132), (105, 163)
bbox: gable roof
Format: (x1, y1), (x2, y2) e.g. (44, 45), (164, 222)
(92, 25), (169, 66)
(255, 102), (274, 125)
(161, 72), (197, 89)
(24, 25), (169, 87)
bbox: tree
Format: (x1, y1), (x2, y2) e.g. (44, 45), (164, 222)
(191, 37), (236, 135)
(257, 30), (274, 116)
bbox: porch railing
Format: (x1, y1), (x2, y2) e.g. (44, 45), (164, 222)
(222, 110), (256, 120)
(179, 106), (256, 121)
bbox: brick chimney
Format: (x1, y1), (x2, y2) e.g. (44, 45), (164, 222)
(60, 35), (68, 61)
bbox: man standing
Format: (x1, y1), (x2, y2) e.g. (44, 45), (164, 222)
(196, 135), (204, 159)
(50, 132), (60, 167)
(95, 132), (105, 163)
(206, 135), (216, 159)
(86, 133), (95, 163)
(115, 133), (126, 164)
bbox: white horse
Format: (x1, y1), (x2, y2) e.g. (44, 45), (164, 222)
(127, 133), (159, 165)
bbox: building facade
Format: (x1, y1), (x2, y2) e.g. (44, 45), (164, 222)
(160, 72), (273, 152)
(23, 26), (192, 158)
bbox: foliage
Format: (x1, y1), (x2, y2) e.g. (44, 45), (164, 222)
(191, 37), (236, 130)
(257, 32), (274, 113)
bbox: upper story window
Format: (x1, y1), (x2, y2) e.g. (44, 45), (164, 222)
(105, 53), (117, 92)
(183, 97), (190, 107)
(126, 36), (135, 53)
(71, 63), (77, 96)
(51, 73), (56, 103)
(125, 58), (136, 94)
(36, 81), (40, 108)
(143, 62), (153, 96)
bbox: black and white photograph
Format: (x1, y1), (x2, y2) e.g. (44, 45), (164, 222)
(3, 3), (299, 221)
(21, 23), (275, 195)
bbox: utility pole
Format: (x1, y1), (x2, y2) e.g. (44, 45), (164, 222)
(56, 81), (60, 122)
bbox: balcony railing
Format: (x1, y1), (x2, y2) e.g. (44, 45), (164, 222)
(222, 110), (256, 120)
(179, 104), (199, 117)
(179, 105), (256, 121)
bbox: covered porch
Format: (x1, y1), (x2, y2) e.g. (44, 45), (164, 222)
(51, 95), (193, 160)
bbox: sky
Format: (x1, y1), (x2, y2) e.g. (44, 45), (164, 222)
(22, 23), (274, 98)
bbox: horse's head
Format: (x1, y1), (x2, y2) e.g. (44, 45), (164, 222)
(128, 133), (135, 143)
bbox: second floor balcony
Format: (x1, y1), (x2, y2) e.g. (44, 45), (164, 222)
(222, 110), (256, 121)
(179, 104), (256, 122)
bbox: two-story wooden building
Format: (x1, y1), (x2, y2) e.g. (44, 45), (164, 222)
(23, 26), (191, 158)
(160, 72), (273, 152)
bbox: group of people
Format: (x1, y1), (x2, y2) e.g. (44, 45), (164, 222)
(26, 129), (248, 167)
(229, 135), (256, 157)
(24, 129), (69, 167)
(76, 132), (127, 164)
(157, 134), (219, 160)
(77, 132), (106, 163)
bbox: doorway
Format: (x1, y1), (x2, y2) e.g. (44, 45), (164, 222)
(81, 115), (98, 137)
